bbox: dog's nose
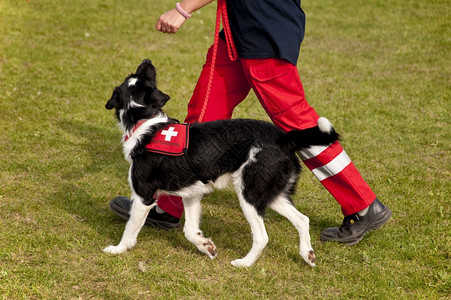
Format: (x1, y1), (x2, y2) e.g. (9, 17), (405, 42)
(141, 59), (152, 65)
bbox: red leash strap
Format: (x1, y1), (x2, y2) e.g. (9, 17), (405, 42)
(197, 0), (237, 123)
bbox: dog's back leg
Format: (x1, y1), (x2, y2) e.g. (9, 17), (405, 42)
(104, 192), (154, 254)
(232, 148), (284, 267)
(183, 194), (217, 259)
(231, 194), (269, 267)
(269, 195), (316, 267)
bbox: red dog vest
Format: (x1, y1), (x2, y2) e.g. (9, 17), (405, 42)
(145, 123), (189, 156)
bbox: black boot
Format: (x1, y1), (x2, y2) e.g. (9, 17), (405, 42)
(109, 196), (180, 230)
(320, 198), (392, 245)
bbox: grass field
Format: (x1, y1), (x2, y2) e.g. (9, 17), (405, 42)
(0, 0), (449, 299)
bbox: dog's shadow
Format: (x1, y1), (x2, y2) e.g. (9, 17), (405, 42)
(47, 119), (129, 237)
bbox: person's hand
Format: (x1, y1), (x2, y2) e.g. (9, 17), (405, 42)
(156, 9), (188, 34)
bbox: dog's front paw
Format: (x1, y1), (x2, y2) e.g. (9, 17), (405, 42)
(199, 238), (217, 259)
(103, 245), (128, 254)
(301, 250), (316, 267)
(205, 239), (218, 259)
(230, 258), (253, 267)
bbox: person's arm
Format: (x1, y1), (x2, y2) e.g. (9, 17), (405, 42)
(156, 0), (215, 34)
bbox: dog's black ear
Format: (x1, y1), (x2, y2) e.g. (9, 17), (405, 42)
(136, 59), (156, 85)
(153, 89), (170, 108)
(144, 86), (170, 109)
(105, 89), (122, 110)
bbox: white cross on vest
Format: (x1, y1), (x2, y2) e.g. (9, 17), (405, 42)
(161, 126), (178, 141)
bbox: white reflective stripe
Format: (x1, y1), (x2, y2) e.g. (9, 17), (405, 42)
(299, 145), (329, 160)
(311, 150), (352, 181)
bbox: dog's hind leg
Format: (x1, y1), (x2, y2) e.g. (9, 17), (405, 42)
(103, 192), (154, 254)
(231, 194), (269, 267)
(269, 195), (316, 267)
(230, 147), (270, 267)
(182, 194), (217, 259)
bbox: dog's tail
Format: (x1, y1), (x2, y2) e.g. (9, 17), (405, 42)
(278, 117), (339, 153)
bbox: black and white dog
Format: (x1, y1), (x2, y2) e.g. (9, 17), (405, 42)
(103, 59), (339, 267)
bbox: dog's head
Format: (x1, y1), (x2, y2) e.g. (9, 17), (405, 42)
(106, 59), (170, 129)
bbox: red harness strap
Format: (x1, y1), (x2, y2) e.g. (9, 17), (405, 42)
(197, 0), (237, 123)
(124, 120), (147, 142)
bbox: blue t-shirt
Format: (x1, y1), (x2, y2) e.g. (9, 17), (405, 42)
(224, 0), (306, 65)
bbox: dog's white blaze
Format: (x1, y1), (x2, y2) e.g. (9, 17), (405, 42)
(128, 77), (138, 87)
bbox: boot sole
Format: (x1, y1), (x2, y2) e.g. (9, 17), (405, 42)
(321, 207), (392, 245)
(109, 201), (180, 230)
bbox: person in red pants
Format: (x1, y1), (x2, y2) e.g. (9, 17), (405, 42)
(109, 0), (391, 245)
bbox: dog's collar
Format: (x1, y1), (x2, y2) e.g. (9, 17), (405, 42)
(124, 119), (148, 142)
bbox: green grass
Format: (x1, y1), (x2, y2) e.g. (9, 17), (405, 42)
(0, 0), (449, 298)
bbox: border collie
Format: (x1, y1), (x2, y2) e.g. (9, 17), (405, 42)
(103, 59), (339, 267)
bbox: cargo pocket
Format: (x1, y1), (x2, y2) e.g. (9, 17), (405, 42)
(248, 59), (304, 115)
